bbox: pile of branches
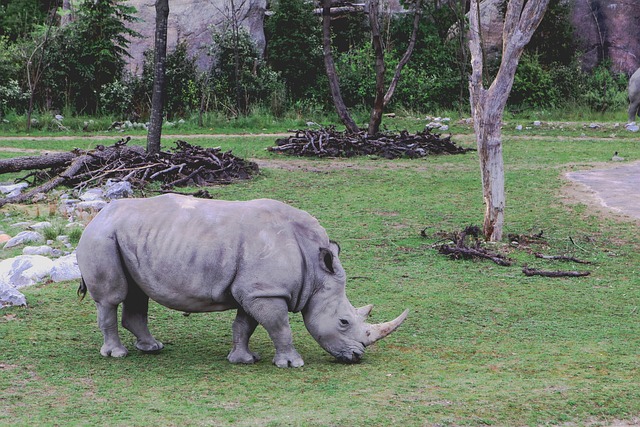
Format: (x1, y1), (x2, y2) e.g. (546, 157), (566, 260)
(268, 127), (473, 159)
(0, 138), (258, 206)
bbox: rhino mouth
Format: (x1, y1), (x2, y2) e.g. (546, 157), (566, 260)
(333, 347), (364, 364)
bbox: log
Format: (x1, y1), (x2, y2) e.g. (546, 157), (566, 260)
(522, 267), (591, 277)
(0, 152), (76, 174)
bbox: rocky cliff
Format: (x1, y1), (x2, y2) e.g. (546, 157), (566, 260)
(124, 0), (266, 74)
(122, 0), (639, 76)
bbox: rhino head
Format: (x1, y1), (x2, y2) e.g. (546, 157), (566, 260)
(302, 242), (409, 363)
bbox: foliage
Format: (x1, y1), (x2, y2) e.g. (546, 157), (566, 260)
(0, 0), (55, 41)
(164, 41), (201, 120)
(580, 62), (629, 113)
(209, 26), (285, 117)
(264, 0), (324, 100)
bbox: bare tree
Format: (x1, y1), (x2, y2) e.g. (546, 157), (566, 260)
(468, 0), (549, 241)
(147, 0), (170, 155)
(321, 0), (360, 133)
(322, 0), (422, 135)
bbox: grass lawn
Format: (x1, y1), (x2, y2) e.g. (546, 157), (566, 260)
(0, 121), (639, 426)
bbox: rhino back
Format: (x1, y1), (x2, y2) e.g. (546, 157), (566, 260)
(78, 194), (329, 312)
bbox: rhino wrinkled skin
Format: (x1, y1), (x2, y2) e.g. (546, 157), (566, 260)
(629, 67), (640, 123)
(76, 194), (408, 367)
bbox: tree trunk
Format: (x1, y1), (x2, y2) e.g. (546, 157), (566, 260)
(468, 0), (549, 241)
(322, 0), (360, 134)
(367, 0), (385, 135)
(383, 0), (422, 107)
(147, 0), (169, 155)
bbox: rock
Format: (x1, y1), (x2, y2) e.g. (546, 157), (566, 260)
(0, 282), (27, 308)
(0, 255), (54, 289)
(625, 123), (639, 132)
(533, 121), (542, 126)
(50, 254), (81, 282)
(105, 180), (133, 199)
(0, 182), (28, 198)
(23, 246), (54, 256)
(0, 234), (11, 244)
(80, 188), (104, 201)
(515, 125), (523, 131)
(76, 200), (108, 212)
(3, 231), (45, 249)
(30, 221), (52, 230)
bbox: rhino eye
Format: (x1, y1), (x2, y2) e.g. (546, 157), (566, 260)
(339, 319), (349, 326)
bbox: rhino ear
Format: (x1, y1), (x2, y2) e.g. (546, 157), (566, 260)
(319, 247), (335, 274)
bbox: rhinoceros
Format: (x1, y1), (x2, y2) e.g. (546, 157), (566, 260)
(76, 194), (408, 367)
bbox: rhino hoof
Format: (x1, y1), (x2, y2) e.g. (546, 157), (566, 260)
(136, 340), (164, 354)
(101, 345), (128, 358)
(227, 350), (261, 364)
(273, 353), (304, 368)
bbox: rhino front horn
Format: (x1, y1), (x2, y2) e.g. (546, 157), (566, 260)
(364, 309), (409, 346)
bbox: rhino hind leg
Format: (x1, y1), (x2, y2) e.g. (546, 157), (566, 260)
(227, 308), (261, 364)
(122, 283), (164, 354)
(629, 100), (640, 123)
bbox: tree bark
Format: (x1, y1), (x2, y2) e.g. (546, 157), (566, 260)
(146, 0), (170, 155)
(468, 0), (549, 241)
(367, 0), (385, 135)
(322, 0), (360, 134)
(383, 0), (422, 107)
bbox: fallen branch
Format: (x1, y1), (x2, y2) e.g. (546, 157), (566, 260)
(522, 266), (591, 277)
(534, 253), (591, 264)
(439, 244), (513, 266)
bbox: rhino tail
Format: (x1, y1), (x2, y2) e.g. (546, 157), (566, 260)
(77, 277), (87, 301)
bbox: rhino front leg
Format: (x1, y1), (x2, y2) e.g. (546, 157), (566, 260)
(96, 301), (128, 358)
(227, 308), (261, 364)
(121, 285), (164, 353)
(243, 298), (304, 368)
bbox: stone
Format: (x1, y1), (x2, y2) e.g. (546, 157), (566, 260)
(50, 254), (81, 282)
(3, 231), (45, 249)
(625, 123), (639, 132)
(0, 234), (11, 244)
(23, 246), (54, 256)
(80, 188), (104, 201)
(76, 200), (108, 212)
(104, 180), (133, 199)
(0, 182), (28, 198)
(0, 255), (54, 289)
(30, 221), (52, 230)
(0, 283), (27, 308)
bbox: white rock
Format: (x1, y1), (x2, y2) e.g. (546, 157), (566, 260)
(515, 125), (523, 131)
(0, 282), (27, 307)
(533, 121), (541, 126)
(30, 221), (52, 230)
(23, 246), (54, 256)
(625, 123), (639, 132)
(0, 182), (28, 197)
(105, 180), (133, 199)
(50, 254), (81, 282)
(80, 188), (104, 201)
(76, 200), (108, 211)
(0, 255), (54, 289)
(3, 231), (45, 249)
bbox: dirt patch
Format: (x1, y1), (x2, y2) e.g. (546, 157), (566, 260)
(564, 160), (640, 223)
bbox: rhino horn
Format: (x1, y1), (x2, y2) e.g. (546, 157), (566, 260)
(364, 309), (409, 346)
(356, 304), (374, 321)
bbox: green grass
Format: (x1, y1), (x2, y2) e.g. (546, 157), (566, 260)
(1, 123), (639, 426)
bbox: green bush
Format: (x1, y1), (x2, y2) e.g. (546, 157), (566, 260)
(580, 63), (628, 113)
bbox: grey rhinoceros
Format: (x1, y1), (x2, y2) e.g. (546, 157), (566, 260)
(76, 194), (408, 367)
(629, 67), (640, 123)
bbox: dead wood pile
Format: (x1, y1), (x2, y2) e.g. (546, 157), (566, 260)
(0, 138), (258, 207)
(268, 128), (473, 158)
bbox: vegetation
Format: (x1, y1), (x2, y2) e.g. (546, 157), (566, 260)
(0, 0), (633, 130)
(1, 123), (639, 425)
